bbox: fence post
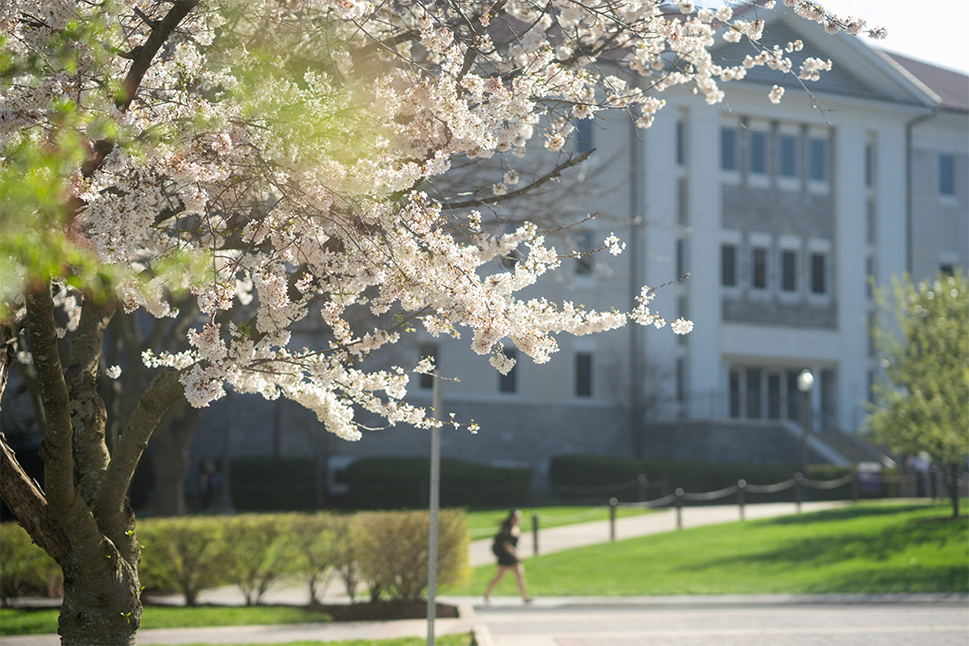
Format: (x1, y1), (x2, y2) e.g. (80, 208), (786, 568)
(675, 488), (684, 530)
(737, 480), (746, 521)
(851, 473), (859, 504)
(638, 474), (647, 502)
(609, 497), (618, 542)
(794, 473), (803, 514)
(532, 511), (539, 556)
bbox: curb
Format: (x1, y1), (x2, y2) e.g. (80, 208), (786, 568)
(458, 601), (494, 646)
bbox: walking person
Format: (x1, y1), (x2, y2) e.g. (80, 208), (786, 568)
(483, 509), (533, 604)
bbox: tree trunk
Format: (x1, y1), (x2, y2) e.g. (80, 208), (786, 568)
(151, 400), (201, 517)
(58, 549), (141, 646)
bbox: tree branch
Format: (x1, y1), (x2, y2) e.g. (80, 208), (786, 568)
(96, 370), (184, 519)
(25, 284), (76, 520)
(25, 286), (115, 587)
(0, 435), (70, 564)
(119, 1), (200, 111)
(440, 150), (594, 211)
(66, 299), (116, 497)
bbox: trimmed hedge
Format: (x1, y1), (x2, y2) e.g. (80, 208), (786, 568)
(230, 457), (316, 511)
(550, 455), (898, 503)
(346, 458), (532, 509)
(2, 510), (468, 607)
(0, 524), (60, 607)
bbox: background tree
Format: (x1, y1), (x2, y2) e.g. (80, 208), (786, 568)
(0, 1), (882, 643)
(868, 271), (969, 518)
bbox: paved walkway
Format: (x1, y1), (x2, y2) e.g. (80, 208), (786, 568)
(468, 594), (969, 646)
(469, 500), (851, 567)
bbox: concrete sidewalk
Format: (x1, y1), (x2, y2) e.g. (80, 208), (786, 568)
(0, 616), (476, 645)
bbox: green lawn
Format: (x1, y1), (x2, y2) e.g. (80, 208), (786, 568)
(141, 639), (469, 646)
(465, 506), (649, 540)
(0, 605), (330, 637)
(454, 501), (969, 596)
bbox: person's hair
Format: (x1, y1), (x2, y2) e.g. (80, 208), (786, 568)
(500, 509), (521, 532)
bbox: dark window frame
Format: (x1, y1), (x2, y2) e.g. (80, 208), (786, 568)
(721, 127), (737, 171)
(419, 344), (437, 390)
(498, 349), (518, 394)
(779, 134), (798, 179)
(940, 153), (955, 196)
(781, 249), (797, 292)
(809, 138), (827, 182)
(721, 243), (737, 287)
(575, 352), (593, 398)
(752, 247), (768, 290)
(811, 252), (826, 294)
(749, 131), (767, 175)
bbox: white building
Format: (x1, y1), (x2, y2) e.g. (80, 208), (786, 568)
(189, 8), (968, 488)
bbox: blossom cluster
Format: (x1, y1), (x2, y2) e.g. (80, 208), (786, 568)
(1, 0), (880, 440)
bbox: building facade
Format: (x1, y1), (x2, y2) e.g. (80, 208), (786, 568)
(185, 8), (968, 493)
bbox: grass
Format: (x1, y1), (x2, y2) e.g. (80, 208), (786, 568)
(465, 506), (649, 540)
(453, 501), (969, 597)
(0, 605), (330, 637)
(141, 639), (470, 646)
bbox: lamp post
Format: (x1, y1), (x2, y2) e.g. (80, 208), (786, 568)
(797, 369), (814, 473)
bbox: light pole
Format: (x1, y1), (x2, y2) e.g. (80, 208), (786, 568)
(426, 371), (442, 646)
(797, 369), (814, 473)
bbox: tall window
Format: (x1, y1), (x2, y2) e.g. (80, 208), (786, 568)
(575, 352), (593, 398)
(574, 119), (595, 156)
(809, 138), (827, 181)
(721, 127), (737, 171)
(729, 369), (741, 418)
(781, 249), (797, 292)
(751, 247), (767, 289)
(865, 143), (874, 187)
(866, 256), (874, 299)
(676, 358), (685, 403)
(786, 371), (801, 421)
(746, 368), (762, 419)
(767, 373), (781, 419)
(676, 238), (686, 278)
(721, 244), (737, 286)
(419, 344), (437, 390)
(940, 154), (955, 195)
(498, 349), (517, 394)
(676, 120), (685, 166)
(810, 252), (826, 294)
(749, 131), (767, 175)
(779, 134), (798, 178)
(574, 231), (593, 275)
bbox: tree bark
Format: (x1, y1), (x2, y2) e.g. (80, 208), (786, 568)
(0, 435), (69, 564)
(58, 549), (141, 646)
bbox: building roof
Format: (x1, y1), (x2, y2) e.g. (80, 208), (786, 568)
(882, 51), (969, 112)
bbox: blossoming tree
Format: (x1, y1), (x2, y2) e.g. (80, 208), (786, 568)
(0, 0), (882, 642)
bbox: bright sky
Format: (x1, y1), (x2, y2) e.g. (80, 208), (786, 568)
(840, 0), (969, 75)
(697, 1), (969, 75)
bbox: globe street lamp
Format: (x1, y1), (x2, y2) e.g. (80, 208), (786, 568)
(797, 369), (814, 472)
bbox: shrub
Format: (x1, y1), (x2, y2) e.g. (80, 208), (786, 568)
(137, 516), (229, 606)
(354, 510), (469, 602)
(288, 512), (342, 604)
(223, 514), (299, 605)
(0, 523), (60, 606)
(347, 458), (531, 509)
(331, 515), (361, 603)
